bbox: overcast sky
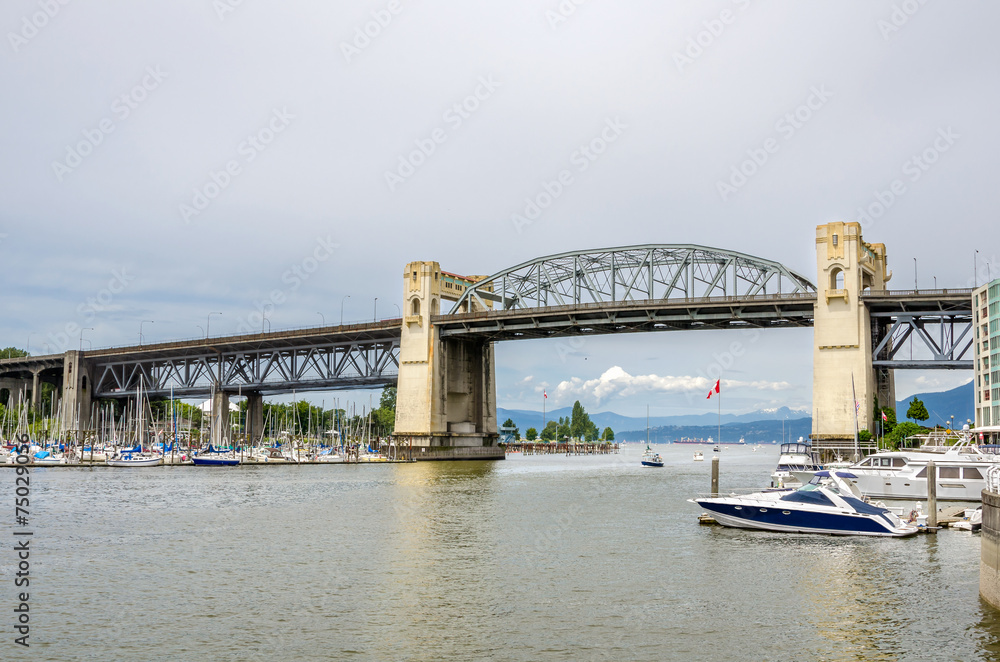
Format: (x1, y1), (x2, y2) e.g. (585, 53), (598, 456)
(2, 1), (995, 417)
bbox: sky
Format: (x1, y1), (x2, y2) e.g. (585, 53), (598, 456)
(2, 1), (995, 417)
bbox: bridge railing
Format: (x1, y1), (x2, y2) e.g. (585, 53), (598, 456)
(862, 288), (973, 297)
(437, 291), (818, 322)
(83, 318), (404, 355)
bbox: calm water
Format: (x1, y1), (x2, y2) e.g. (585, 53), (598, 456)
(5, 445), (1000, 661)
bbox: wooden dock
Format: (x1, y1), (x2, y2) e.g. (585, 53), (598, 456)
(502, 442), (619, 455)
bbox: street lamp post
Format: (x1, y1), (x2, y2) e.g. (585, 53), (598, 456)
(262, 311), (270, 334)
(139, 320), (154, 347)
(207, 312), (222, 338)
(340, 295), (350, 325)
(374, 297), (378, 322)
(79, 327), (93, 352)
(26, 332), (33, 355)
(913, 257), (918, 290)
(317, 312), (325, 327)
(393, 304), (401, 319)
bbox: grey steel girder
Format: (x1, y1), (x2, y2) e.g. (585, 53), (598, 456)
(870, 313), (973, 369)
(91, 338), (399, 398)
(449, 244), (816, 313)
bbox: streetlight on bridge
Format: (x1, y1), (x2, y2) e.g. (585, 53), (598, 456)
(374, 297), (378, 322)
(139, 320), (154, 347)
(340, 295), (350, 325)
(207, 312), (222, 338)
(317, 312), (325, 327)
(79, 327), (93, 352)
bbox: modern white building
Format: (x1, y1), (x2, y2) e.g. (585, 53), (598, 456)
(973, 279), (1000, 440)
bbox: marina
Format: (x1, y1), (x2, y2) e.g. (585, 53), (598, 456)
(10, 443), (997, 660)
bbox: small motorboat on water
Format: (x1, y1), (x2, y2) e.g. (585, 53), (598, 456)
(690, 471), (919, 537)
(693, 451), (704, 462)
(641, 446), (664, 467)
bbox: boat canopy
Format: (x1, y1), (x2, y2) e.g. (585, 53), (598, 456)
(814, 470), (857, 479)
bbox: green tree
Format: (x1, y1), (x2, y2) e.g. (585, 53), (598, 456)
(525, 427), (538, 441)
(858, 429), (872, 442)
(0, 347), (29, 359)
(602, 427), (614, 441)
(885, 421), (925, 449)
(379, 386), (397, 412)
(540, 420), (558, 441)
(906, 397), (929, 423)
(570, 400), (594, 440)
(876, 406), (897, 433)
(500, 417), (519, 439)
(556, 416), (571, 441)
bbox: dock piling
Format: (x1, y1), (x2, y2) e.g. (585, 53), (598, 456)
(711, 455), (719, 497)
(927, 460), (938, 533)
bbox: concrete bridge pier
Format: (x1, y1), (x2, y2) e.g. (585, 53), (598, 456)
(0, 378), (28, 407)
(245, 391), (264, 445)
(210, 389), (230, 446)
(60, 351), (93, 434)
(394, 261), (502, 460)
(811, 222), (894, 456)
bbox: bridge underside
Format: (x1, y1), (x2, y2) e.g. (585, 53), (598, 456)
(436, 294), (817, 341)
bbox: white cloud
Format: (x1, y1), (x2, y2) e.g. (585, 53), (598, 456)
(547, 366), (791, 407)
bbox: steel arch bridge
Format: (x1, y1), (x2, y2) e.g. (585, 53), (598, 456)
(449, 244), (816, 313)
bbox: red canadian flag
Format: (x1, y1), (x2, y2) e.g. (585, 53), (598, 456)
(881, 411), (888, 422)
(543, 390), (548, 399)
(707, 380), (720, 399)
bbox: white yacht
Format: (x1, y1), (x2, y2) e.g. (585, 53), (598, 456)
(840, 430), (999, 501)
(770, 438), (822, 488)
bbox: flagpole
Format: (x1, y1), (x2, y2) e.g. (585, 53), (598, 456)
(542, 391), (546, 433)
(718, 378), (722, 445)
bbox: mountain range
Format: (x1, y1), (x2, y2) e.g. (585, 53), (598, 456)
(498, 380), (974, 441)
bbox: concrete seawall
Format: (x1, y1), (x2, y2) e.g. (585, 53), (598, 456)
(981, 490), (1000, 608)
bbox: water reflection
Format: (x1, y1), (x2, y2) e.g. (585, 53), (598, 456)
(14, 450), (1000, 661)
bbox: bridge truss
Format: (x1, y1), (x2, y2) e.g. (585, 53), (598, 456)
(91, 334), (400, 398)
(866, 291), (974, 369)
(450, 244), (816, 313)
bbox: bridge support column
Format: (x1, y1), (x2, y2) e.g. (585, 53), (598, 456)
(812, 222), (892, 457)
(395, 261), (502, 460)
(210, 390), (230, 446)
(60, 351), (93, 436)
(246, 392), (264, 445)
(31, 371), (41, 409)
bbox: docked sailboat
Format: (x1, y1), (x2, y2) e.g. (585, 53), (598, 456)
(192, 445), (241, 466)
(107, 445), (163, 467)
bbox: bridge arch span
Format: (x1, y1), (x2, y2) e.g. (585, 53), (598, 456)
(450, 244), (816, 314)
